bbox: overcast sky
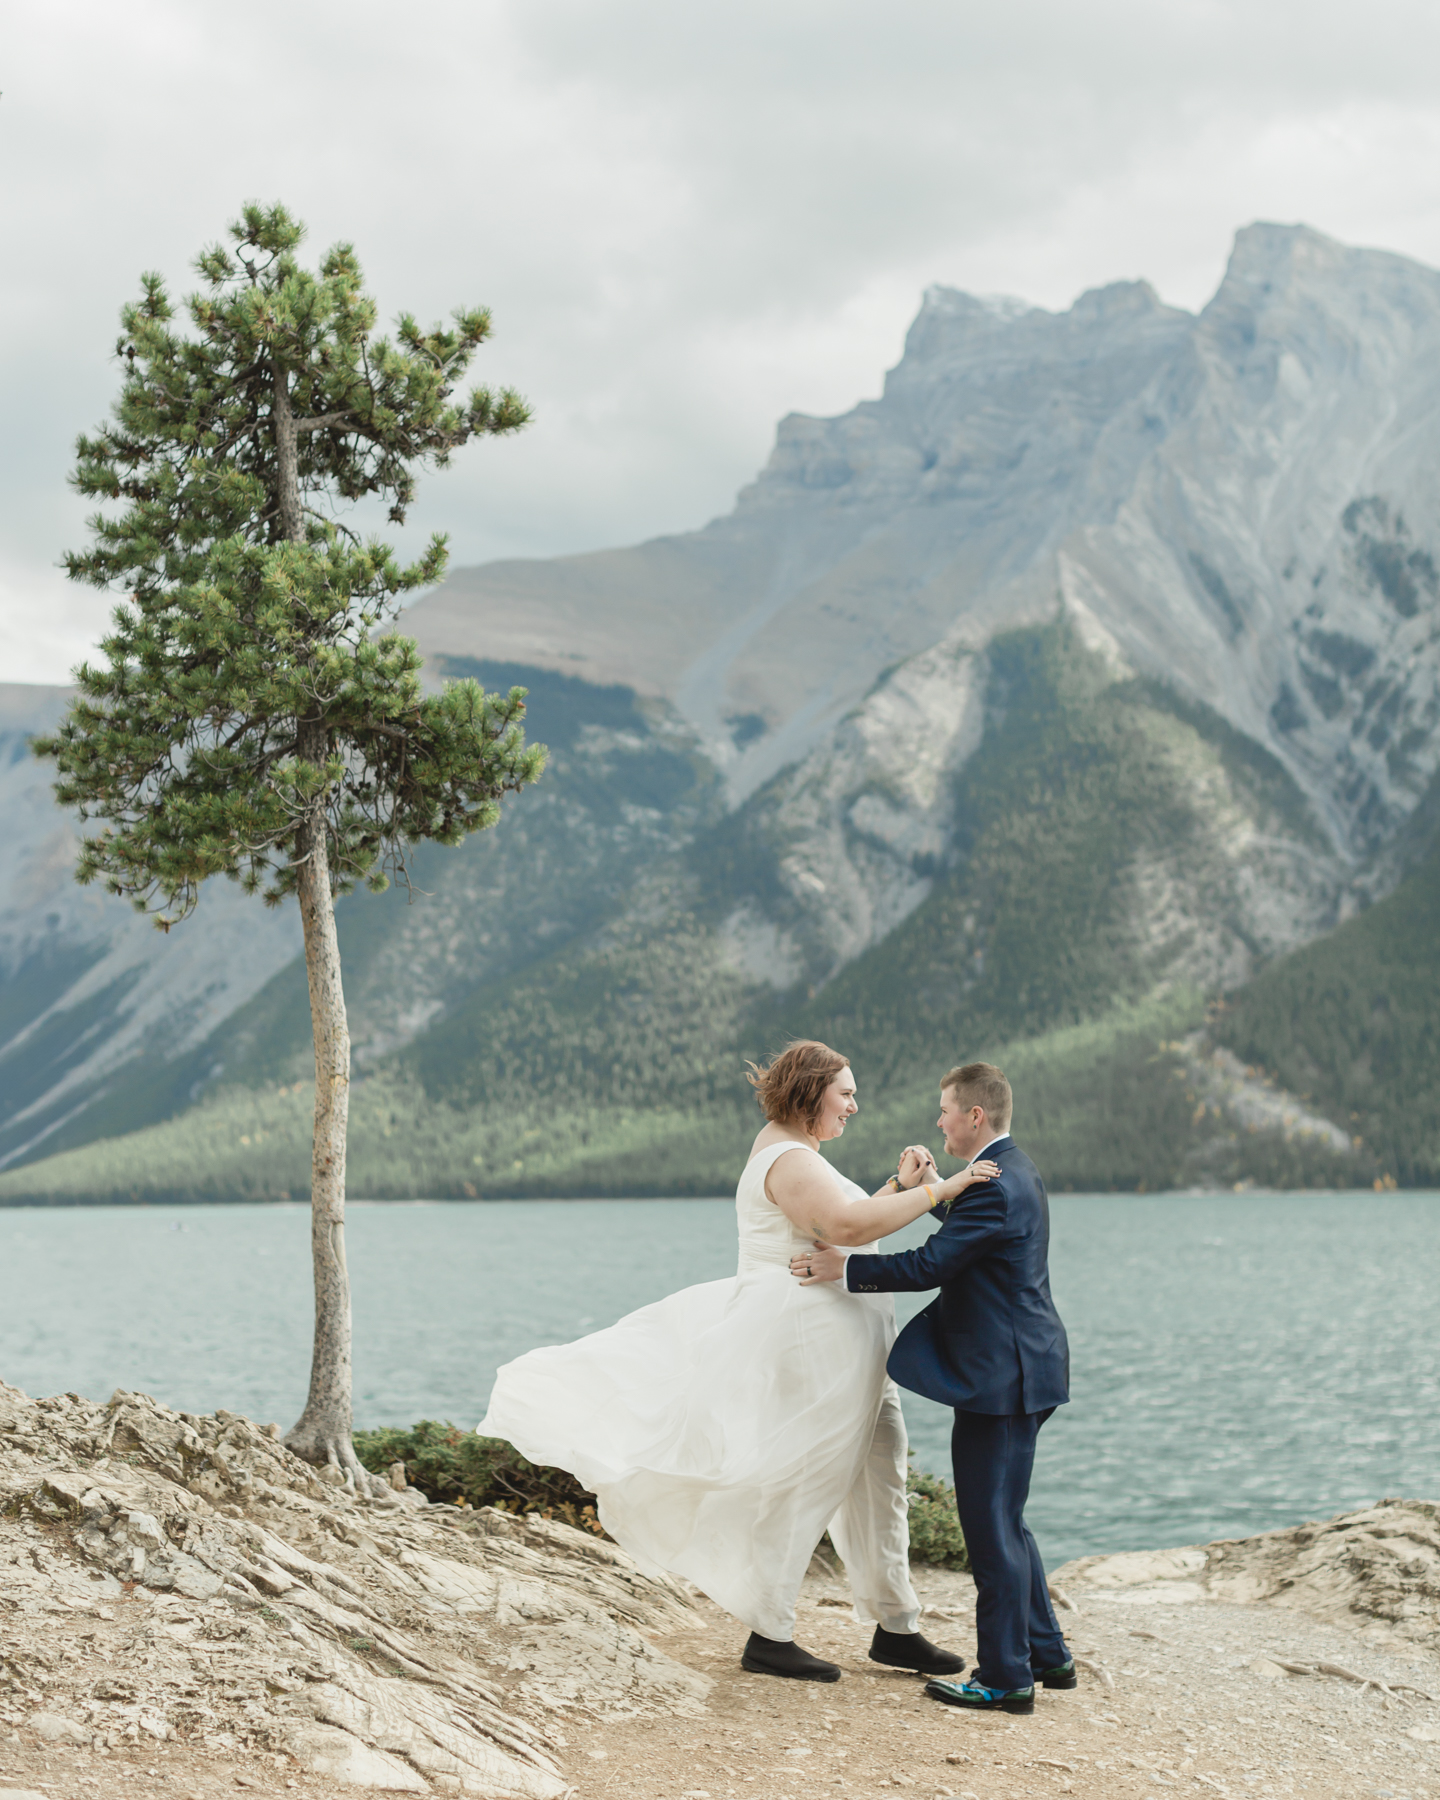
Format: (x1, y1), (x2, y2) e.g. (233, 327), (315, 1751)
(7, 0), (1440, 683)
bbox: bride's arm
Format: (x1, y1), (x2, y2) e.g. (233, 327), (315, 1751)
(766, 1148), (999, 1247)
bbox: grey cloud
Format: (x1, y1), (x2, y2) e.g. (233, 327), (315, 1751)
(5, 0), (1440, 679)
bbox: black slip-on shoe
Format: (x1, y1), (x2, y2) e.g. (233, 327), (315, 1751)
(924, 1677), (1035, 1714)
(1033, 1658), (1077, 1689)
(741, 1632), (842, 1682)
(868, 1626), (967, 1676)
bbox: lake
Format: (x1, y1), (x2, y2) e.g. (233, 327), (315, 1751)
(1, 1193), (1436, 1570)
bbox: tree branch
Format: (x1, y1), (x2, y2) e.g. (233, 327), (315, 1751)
(293, 411), (360, 435)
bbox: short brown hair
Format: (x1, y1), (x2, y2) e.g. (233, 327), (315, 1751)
(747, 1039), (849, 1130)
(941, 1061), (1012, 1132)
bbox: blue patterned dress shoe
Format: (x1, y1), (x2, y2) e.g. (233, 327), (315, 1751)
(924, 1677), (1036, 1714)
(1032, 1658), (1077, 1689)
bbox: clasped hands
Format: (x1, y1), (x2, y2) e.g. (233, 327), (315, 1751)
(789, 1144), (1002, 1285)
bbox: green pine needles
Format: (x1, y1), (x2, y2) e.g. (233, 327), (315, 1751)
(38, 201), (543, 923)
(35, 202), (546, 1482)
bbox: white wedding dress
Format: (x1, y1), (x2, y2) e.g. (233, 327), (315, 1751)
(478, 1142), (921, 1642)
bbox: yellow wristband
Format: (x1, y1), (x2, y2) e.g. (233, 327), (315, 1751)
(922, 1185), (935, 1209)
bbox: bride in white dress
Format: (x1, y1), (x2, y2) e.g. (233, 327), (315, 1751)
(479, 1040), (998, 1682)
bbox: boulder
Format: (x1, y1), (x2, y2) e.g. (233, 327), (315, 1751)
(29, 1714), (89, 1745)
(279, 1722), (429, 1791)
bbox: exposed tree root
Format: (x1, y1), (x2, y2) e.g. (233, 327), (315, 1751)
(282, 1420), (386, 1499)
(1074, 1655), (1114, 1689)
(1275, 1658), (1434, 1704)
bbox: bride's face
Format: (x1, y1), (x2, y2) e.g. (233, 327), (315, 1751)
(813, 1067), (858, 1141)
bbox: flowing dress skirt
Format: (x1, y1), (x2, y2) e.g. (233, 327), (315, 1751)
(480, 1259), (919, 1641)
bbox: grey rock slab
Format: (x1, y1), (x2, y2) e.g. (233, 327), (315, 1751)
(311, 1677), (566, 1798)
(278, 1721), (429, 1791)
(29, 1712), (89, 1744)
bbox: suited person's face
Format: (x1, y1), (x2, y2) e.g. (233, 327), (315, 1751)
(813, 1067), (859, 1142)
(938, 1087), (992, 1162)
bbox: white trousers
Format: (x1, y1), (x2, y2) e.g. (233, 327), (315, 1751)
(821, 1380), (922, 1638)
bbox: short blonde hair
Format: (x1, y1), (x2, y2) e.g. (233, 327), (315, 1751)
(747, 1040), (848, 1131)
(941, 1061), (1012, 1132)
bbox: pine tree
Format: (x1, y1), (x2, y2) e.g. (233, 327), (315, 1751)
(35, 204), (545, 1487)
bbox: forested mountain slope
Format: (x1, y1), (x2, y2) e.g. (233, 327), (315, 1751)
(0, 684), (302, 1170)
(1213, 838), (1440, 1183)
(0, 622), (1380, 1199)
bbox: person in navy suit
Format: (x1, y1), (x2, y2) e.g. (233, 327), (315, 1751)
(791, 1061), (1072, 1713)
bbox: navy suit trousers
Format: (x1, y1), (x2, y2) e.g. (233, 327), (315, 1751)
(950, 1408), (1068, 1692)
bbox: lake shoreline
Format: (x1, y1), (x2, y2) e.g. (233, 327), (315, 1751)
(2, 1181), (1434, 1208)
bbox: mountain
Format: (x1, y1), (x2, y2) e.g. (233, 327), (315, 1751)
(1211, 836), (1440, 1184)
(0, 683), (302, 1169)
(0, 667), (715, 1171)
(4, 222), (1440, 1200)
(412, 224), (1440, 847)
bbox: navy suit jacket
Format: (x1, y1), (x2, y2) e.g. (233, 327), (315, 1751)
(846, 1136), (1069, 1416)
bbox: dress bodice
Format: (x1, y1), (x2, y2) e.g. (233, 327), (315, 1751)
(734, 1141), (876, 1273)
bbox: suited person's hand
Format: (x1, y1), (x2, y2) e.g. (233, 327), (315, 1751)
(789, 1240), (848, 1284)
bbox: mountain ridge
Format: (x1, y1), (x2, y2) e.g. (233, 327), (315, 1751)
(6, 220), (1440, 1195)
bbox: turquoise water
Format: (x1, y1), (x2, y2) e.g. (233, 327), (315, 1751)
(1, 1194), (1436, 1568)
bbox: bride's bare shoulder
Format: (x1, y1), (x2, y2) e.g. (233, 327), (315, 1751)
(745, 1123), (813, 1166)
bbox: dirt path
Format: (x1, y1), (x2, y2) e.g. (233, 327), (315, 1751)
(572, 1559), (1440, 1800)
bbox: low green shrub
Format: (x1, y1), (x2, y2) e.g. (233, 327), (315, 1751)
(352, 1421), (603, 1534)
(904, 1462), (970, 1570)
(354, 1420), (968, 1569)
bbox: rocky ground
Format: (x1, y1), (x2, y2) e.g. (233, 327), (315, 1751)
(0, 1381), (706, 1799)
(4, 1383), (1440, 1800)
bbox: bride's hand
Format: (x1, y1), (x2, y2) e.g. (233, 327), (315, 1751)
(898, 1145), (939, 1187)
(955, 1158), (1000, 1190)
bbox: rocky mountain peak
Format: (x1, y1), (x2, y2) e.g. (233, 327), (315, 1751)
(737, 272), (1191, 524)
(884, 275), (1188, 403)
(899, 275), (1184, 374)
(1222, 219), (1349, 286)
(1197, 220), (1440, 378)
(394, 224), (1440, 850)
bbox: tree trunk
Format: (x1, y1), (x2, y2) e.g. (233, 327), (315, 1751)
(283, 772), (372, 1487)
(274, 368), (373, 1490)
(272, 359), (304, 545)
